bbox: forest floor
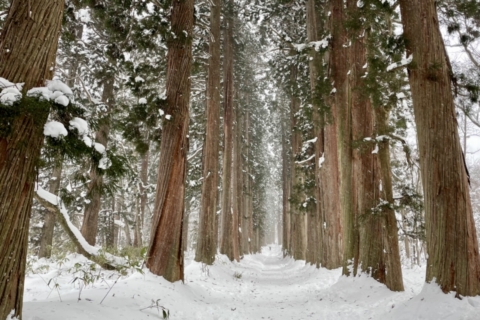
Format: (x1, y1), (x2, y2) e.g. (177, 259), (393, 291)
(23, 245), (480, 320)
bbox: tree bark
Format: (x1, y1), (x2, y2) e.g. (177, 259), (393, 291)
(146, 0), (194, 282)
(241, 108), (252, 255)
(80, 77), (114, 246)
(0, 1), (63, 318)
(219, 2), (240, 262)
(234, 103), (244, 256)
(329, 0), (353, 276)
(399, 0), (480, 296)
(308, 0), (343, 269)
(133, 195), (142, 247)
(195, 0), (222, 265)
(290, 63), (307, 260)
(281, 105), (291, 257)
(38, 159), (63, 258)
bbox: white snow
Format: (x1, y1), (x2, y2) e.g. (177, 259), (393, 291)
(0, 77), (16, 88)
(114, 219), (125, 228)
(44, 121), (68, 138)
(165, 114), (172, 120)
(22, 245), (480, 320)
(396, 92), (406, 99)
(386, 55), (413, 72)
(83, 135), (93, 147)
(94, 142), (106, 154)
(0, 88), (22, 105)
(47, 79), (73, 96)
(98, 156), (112, 170)
(295, 154), (315, 164)
(69, 117), (89, 135)
(34, 186), (126, 266)
(319, 153), (325, 168)
(27, 87), (52, 100)
(372, 144), (379, 154)
(135, 76), (145, 83)
(139, 97), (147, 104)
(54, 95), (69, 106)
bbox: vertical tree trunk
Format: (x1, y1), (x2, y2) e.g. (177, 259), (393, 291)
(80, 77), (114, 245)
(281, 106), (291, 257)
(38, 160), (63, 258)
(241, 109), (252, 255)
(219, 2), (240, 262)
(133, 196), (142, 247)
(307, 0), (343, 269)
(329, 0), (354, 276)
(146, 0), (194, 282)
(399, 0), (480, 296)
(289, 63), (307, 260)
(0, 1), (63, 318)
(195, 0), (222, 265)
(235, 104), (244, 256)
(139, 147), (149, 242)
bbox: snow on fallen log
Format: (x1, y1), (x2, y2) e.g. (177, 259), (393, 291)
(34, 185), (127, 270)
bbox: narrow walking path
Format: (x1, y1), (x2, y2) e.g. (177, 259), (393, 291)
(23, 245), (479, 319)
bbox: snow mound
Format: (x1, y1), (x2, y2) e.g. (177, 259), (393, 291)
(44, 121), (68, 138)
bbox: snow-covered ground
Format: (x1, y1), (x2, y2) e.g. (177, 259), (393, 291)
(23, 245), (480, 320)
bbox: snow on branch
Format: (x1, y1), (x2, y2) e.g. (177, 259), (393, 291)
(34, 185), (127, 270)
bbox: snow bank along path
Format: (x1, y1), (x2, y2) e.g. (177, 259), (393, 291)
(23, 245), (480, 319)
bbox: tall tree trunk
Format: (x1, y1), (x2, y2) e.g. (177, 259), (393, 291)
(373, 107), (404, 291)
(307, 0), (343, 269)
(219, 2), (240, 262)
(399, 0), (480, 296)
(235, 104), (244, 256)
(241, 108), (252, 255)
(133, 195), (142, 247)
(329, 0), (353, 276)
(281, 106), (291, 257)
(146, 0), (194, 282)
(139, 147), (149, 242)
(195, 0), (222, 265)
(289, 63), (307, 260)
(80, 77), (114, 245)
(0, 1), (63, 318)
(38, 159), (63, 258)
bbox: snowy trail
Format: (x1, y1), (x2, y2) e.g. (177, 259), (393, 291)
(23, 245), (480, 320)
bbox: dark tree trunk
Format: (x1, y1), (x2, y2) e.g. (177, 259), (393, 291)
(234, 103), (244, 256)
(289, 63), (307, 260)
(38, 159), (63, 258)
(0, 1), (63, 318)
(281, 105), (291, 257)
(140, 149), (150, 239)
(146, 0), (194, 282)
(329, 0), (354, 277)
(308, 0), (343, 269)
(219, 2), (240, 262)
(195, 0), (222, 265)
(133, 196), (142, 247)
(399, 0), (480, 296)
(241, 108), (252, 255)
(80, 77), (114, 246)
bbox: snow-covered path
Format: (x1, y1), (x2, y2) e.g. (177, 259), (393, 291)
(23, 245), (480, 319)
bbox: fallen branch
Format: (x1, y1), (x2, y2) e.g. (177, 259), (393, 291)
(34, 188), (126, 271)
